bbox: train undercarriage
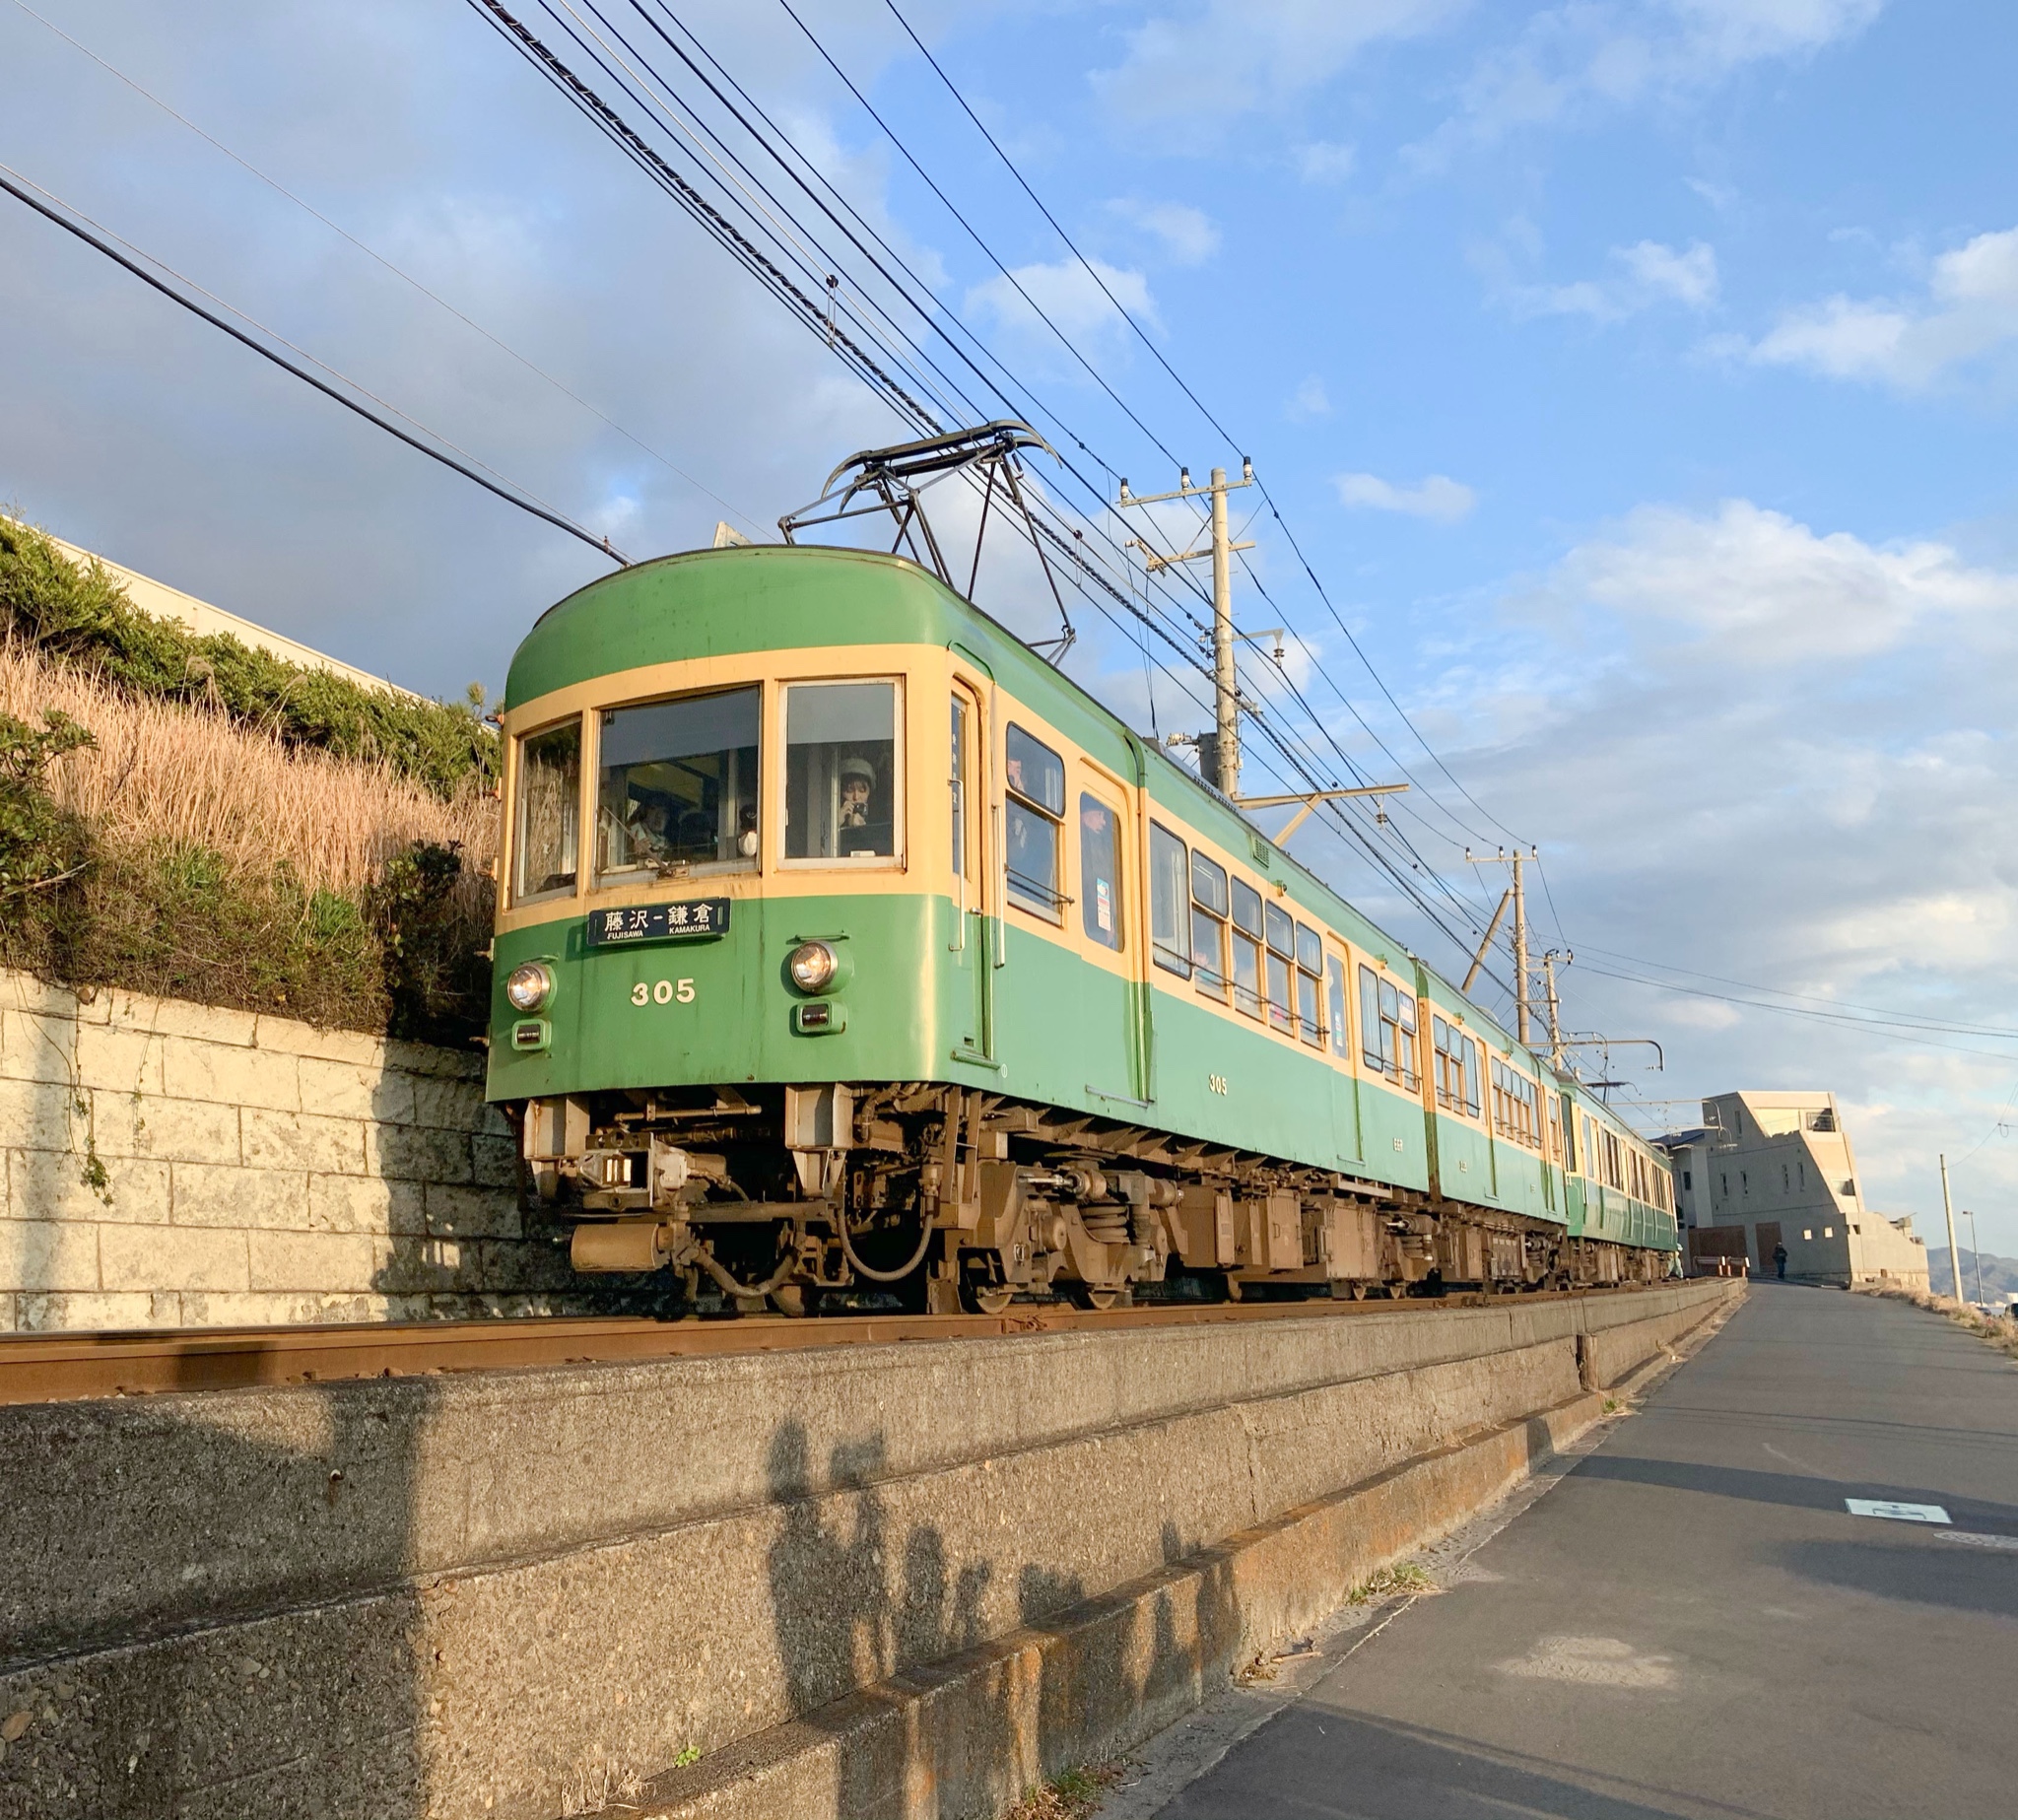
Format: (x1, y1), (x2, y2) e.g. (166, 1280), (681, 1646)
(519, 1082), (1670, 1314)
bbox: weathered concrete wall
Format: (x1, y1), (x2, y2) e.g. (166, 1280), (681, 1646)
(0, 1279), (1740, 1820)
(0, 967), (580, 1331)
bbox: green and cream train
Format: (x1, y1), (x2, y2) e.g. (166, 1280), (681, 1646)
(487, 544), (1678, 1313)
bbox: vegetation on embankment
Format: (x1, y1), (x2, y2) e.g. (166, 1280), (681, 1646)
(1851, 1282), (2018, 1363)
(0, 524), (499, 1043)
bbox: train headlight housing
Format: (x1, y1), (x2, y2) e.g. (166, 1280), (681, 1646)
(787, 940), (840, 994)
(505, 961), (556, 1014)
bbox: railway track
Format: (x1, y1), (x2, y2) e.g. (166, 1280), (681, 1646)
(0, 1285), (1641, 1407)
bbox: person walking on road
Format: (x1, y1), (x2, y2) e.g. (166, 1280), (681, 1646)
(1774, 1241), (1788, 1281)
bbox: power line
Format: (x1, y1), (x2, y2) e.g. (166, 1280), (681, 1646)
(0, 164), (628, 563)
(9, 0), (765, 538)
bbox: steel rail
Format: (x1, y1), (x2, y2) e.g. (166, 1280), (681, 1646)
(0, 1284), (1661, 1408)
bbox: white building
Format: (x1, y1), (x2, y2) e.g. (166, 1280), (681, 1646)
(1659, 1092), (1928, 1290)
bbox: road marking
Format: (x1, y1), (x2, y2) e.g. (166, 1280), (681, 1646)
(1845, 1499), (1950, 1524)
(1936, 1529), (2018, 1551)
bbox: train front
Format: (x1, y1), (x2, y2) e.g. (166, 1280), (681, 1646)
(485, 543), (1002, 1312)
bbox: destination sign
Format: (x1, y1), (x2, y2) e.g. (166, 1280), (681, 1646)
(585, 899), (731, 946)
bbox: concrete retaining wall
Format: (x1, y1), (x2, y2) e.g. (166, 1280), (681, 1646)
(0, 1279), (1740, 1820)
(0, 968), (581, 1331)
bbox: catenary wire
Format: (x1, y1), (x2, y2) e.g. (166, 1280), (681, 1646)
(9, 0), (765, 540)
(0, 165), (627, 563)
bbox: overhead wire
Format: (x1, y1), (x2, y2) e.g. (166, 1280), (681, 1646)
(9, 0), (765, 540)
(0, 164), (628, 563)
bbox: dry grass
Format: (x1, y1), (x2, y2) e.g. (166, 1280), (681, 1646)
(0, 639), (496, 895)
(1852, 1282), (2018, 1362)
(1007, 1763), (1125, 1820)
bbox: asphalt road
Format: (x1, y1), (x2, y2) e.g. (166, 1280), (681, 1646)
(1155, 1283), (2018, 1820)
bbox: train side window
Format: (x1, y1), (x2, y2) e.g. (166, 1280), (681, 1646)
(1263, 904), (1295, 1033)
(1327, 956), (1350, 1059)
(950, 695), (969, 882)
(783, 680), (900, 862)
(1295, 923), (1324, 1046)
(1149, 824), (1191, 977)
(1395, 989), (1419, 1090)
(1004, 723), (1066, 919)
(1079, 794), (1123, 950)
(1464, 1038), (1483, 1117)
(1229, 878), (1263, 1018)
(512, 717), (581, 905)
(595, 687), (759, 887)
(1359, 966), (1389, 1077)
(1432, 1016), (1459, 1111)
(1190, 851), (1229, 1000)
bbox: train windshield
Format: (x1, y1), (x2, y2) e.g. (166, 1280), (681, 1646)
(512, 718), (580, 905)
(595, 687), (760, 884)
(784, 680), (899, 861)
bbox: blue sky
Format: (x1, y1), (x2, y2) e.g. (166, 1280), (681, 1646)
(5, 0), (2018, 1245)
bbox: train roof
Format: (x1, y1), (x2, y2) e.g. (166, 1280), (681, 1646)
(508, 544), (1664, 1163)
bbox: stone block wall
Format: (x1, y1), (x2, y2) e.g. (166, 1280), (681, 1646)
(0, 968), (580, 1331)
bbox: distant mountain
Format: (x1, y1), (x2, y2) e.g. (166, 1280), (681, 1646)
(1926, 1249), (2018, 1305)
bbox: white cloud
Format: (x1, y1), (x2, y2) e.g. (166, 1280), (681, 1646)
(1105, 198), (1221, 266)
(964, 257), (1161, 361)
(1744, 226), (2018, 387)
(1508, 238), (1719, 321)
(1539, 499), (2017, 661)
(1286, 374), (1331, 420)
(1410, 0), (1884, 166)
(1335, 471), (1477, 521)
(1093, 0), (1465, 130)
(1299, 141), (1359, 183)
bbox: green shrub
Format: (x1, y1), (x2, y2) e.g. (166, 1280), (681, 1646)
(0, 707), (95, 897)
(0, 516), (496, 798)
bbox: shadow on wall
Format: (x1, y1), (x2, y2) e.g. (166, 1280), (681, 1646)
(0, 1372), (437, 1819)
(761, 1416), (1244, 1820)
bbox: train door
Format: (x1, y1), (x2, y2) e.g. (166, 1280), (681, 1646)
(1077, 762), (1146, 1104)
(1325, 947), (1363, 1162)
(949, 677), (993, 1063)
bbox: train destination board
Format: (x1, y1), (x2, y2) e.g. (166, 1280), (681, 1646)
(585, 899), (732, 946)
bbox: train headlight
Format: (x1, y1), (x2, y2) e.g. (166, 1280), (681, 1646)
(505, 961), (556, 1014)
(788, 940), (840, 994)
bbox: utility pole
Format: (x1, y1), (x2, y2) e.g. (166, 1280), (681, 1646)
(1118, 461), (1254, 796)
(1465, 847), (1536, 1046)
(1541, 949), (1570, 1068)
(1939, 1154), (1962, 1303)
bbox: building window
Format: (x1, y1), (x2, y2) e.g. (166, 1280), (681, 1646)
(1683, 1171), (1692, 1191)
(1824, 1226), (1834, 1238)
(1803, 1229), (1813, 1241)
(1149, 824), (1190, 977)
(1191, 850), (1230, 1000)
(785, 680), (900, 862)
(1078, 795), (1123, 950)
(1003, 723), (1065, 916)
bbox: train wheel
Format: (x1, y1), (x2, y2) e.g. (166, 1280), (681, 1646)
(968, 1286), (1014, 1315)
(1078, 1288), (1122, 1312)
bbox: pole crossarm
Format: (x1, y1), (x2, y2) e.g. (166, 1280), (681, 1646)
(1234, 783), (1409, 844)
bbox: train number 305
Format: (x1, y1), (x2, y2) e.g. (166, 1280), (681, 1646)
(630, 979), (698, 1006)
(1208, 1073), (1229, 1095)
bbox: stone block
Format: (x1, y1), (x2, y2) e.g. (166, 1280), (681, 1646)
(0, 1217), (101, 1292)
(72, 1024), (167, 1098)
(169, 1163), (306, 1230)
(248, 1017), (386, 1068)
(368, 1121), (473, 1184)
(305, 1173), (427, 1236)
(471, 1133), (519, 1188)
(424, 1183), (522, 1241)
(298, 1054), (413, 1124)
(0, 1009), (76, 1086)
(99, 1222), (247, 1294)
(246, 1229), (386, 1294)
(373, 1234), (480, 1294)
(386, 1038), (484, 1080)
(0, 968), (81, 1020)
(107, 991), (259, 1047)
(412, 1074), (489, 1132)
(242, 1110), (367, 1177)
(164, 1040), (301, 1113)
(9, 1151), (170, 1226)
(93, 1093), (240, 1165)
(0, 1075), (87, 1154)
(13, 1291), (158, 1331)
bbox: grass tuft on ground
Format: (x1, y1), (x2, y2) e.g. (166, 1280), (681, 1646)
(1851, 1283), (2018, 1362)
